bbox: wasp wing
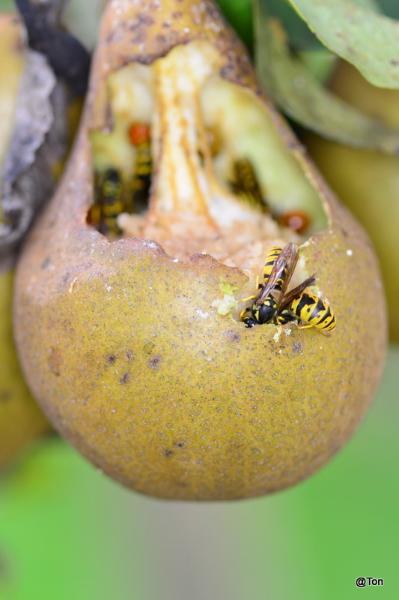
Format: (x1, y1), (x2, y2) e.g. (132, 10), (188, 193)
(279, 275), (316, 310)
(255, 243), (298, 306)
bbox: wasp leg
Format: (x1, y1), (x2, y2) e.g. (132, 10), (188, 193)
(275, 308), (297, 326)
(241, 295), (257, 303)
(297, 323), (332, 335)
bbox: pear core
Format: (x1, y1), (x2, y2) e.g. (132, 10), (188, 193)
(89, 41), (327, 289)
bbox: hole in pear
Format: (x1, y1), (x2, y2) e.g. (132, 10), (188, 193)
(86, 41), (331, 328)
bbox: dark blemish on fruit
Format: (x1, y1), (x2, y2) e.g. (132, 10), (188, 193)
(106, 354), (117, 365)
(164, 448), (174, 457)
(62, 319), (75, 336)
(156, 34), (168, 46)
(174, 480), (188, 488)
(0, 390), (11, 403)
(148, 355), (162, 369)
(143, 341), (155, 354)
(105, 29), (121, 45)
(129, 14), (154, 32)
(132, 32), (146, 45)
(41, 257), (51, 270)
(175, 441), (185, 449)
(126, 350), (134, 361)
(390, 59), (399, 66)
(119, 372), (130, 384)
(48, 347), (62, 376)
(225, 330), (241, 343)
(292, 342), (303, 354)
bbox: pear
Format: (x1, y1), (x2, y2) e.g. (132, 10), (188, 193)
(306, 60), (399, 342)
(14, 0), (386, 500)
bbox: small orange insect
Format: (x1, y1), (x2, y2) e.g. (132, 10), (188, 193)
(128, 123), (151, 147)
(279, 210), (311, 234)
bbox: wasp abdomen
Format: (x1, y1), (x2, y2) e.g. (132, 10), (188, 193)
(230, 159), (268, 213)
(262, 246), (282, 287)
(88, 168), (125, 235)
(291, 291), (336, 332)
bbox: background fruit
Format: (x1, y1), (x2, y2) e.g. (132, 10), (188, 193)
(0, 270), (48, 469)
(0, 15), (49, 469)
(305, 60), (399, 342)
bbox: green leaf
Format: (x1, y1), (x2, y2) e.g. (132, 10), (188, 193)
(255, 3), (399, 153)
(263, 0), (322, 51)
(351, 0), (380, 10)
(287, 0), (399, 89)
(379, 0), (399, 18)
(256, 0), (378, 53)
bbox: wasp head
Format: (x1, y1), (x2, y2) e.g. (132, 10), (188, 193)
(255, 297), (277, 324)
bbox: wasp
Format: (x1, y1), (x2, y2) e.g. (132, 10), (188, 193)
(88, 168), (125, 235)
(230, 159), (269, 213)
(240, 243), (335, 333)
(128, 122), (152, 213)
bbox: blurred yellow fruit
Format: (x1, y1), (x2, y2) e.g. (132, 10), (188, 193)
(0, 270), (48, 469)
(306, 61), (399, 342)
(0, 15), (49, 469)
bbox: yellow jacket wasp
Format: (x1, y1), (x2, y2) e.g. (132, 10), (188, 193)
(240, 243), (336, 333)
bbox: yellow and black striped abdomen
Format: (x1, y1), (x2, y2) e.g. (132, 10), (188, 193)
(230, 159), (266, 212)
(88, 168), (125, 235)
(261, 246), (283, 289)
(129, 141), (152, 213)
(99, 168), (124, 234)
(290, 291), (336, 332)
(134, 142), (152, 178)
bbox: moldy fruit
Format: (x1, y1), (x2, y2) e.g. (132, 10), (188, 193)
(14, 0), (386, 500)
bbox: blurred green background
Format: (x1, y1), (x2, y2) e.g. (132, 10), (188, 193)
(1, 347), (397, 600)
